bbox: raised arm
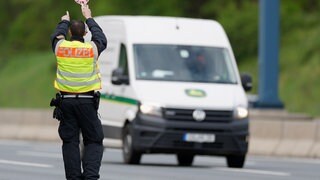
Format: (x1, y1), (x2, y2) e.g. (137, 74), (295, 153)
(82, 5), (107, 56)
(50, 11), (70, 52)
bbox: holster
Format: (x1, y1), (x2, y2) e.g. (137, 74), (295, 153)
(50, 93), (64, 121)
(94, 91), (101, 110)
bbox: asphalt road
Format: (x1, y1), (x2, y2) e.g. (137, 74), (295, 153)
(0, 140), (319, 180)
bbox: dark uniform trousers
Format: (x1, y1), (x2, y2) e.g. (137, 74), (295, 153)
(59, 98), (104, 180)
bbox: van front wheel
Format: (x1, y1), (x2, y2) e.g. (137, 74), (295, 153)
(226, 155), (246, 168)
(176, 153), (194, 166)
(122, 124), (141, 164)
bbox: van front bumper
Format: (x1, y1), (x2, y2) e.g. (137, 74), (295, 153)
(131, 113), (249, 156)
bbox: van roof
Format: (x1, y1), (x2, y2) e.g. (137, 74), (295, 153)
(94, 16), (231, 47)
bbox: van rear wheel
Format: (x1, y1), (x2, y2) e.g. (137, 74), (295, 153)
(122, 124), (141, 164)
(176, 153), (194, 166)
(226, 155), (246, 168)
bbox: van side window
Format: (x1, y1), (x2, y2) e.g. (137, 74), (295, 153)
(119, 44), (129, 77)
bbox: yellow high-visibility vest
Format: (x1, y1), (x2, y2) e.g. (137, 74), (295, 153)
(54, 40), (101, 93)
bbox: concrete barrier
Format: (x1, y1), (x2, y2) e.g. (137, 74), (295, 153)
(309, 119), (320, 158)
(0, 109), (59, 141)
(274, 120), (316, 157)
(249, 119), (283, 155)
(0, 108), (320, 158)
(248, 109), (318, 158)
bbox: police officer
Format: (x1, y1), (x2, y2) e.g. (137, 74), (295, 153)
(50, 4), (107, 180)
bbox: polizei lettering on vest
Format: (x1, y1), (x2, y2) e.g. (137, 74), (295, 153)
(57, 47), (93, 58)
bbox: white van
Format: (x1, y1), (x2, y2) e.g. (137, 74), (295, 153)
(85, 16), (252, 168)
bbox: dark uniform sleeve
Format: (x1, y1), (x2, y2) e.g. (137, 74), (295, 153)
(50, 20), (70, 53)
(86, 18), (107, 56)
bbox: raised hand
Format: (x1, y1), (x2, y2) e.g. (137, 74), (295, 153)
(81, 4), (92, 19)
(61, 11), (70, 21)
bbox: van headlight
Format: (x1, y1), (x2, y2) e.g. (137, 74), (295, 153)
(234, 107), (249, 119)
(139, 103), (162, 117)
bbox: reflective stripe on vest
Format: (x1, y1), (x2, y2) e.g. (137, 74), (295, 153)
(57, 69), (100, 78)
(54, 40), (101, 93)
(56, 78), (101, 87)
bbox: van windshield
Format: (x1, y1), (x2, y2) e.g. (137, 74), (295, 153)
(133, 44), (238, 84)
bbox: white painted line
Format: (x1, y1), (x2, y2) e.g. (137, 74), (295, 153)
(0, 159), (53, 168)
(216, 167), (291, 177)
(17, 151), (62, 159)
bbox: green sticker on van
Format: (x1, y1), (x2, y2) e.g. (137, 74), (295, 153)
(185, 89), (206, 97)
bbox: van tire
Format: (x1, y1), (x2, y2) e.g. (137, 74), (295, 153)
(176, 153), (194, 166)
(226, 155), (246, 168)
(122, 124), (141, 164)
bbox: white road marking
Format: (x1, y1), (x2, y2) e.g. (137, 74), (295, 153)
(17, 151), (62, 159)
(0, 159), (53, 168)
(216, 167), (291, 177)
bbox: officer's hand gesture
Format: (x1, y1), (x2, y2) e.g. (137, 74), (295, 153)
(82, 4), (92, 19)
(61, 11), (70, 21)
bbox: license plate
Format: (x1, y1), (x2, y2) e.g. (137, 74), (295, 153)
(183, 133), (216, 143)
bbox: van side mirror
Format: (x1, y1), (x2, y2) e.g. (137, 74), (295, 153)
(111, 68), (129, 85)
(241, 73), (252, 92)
